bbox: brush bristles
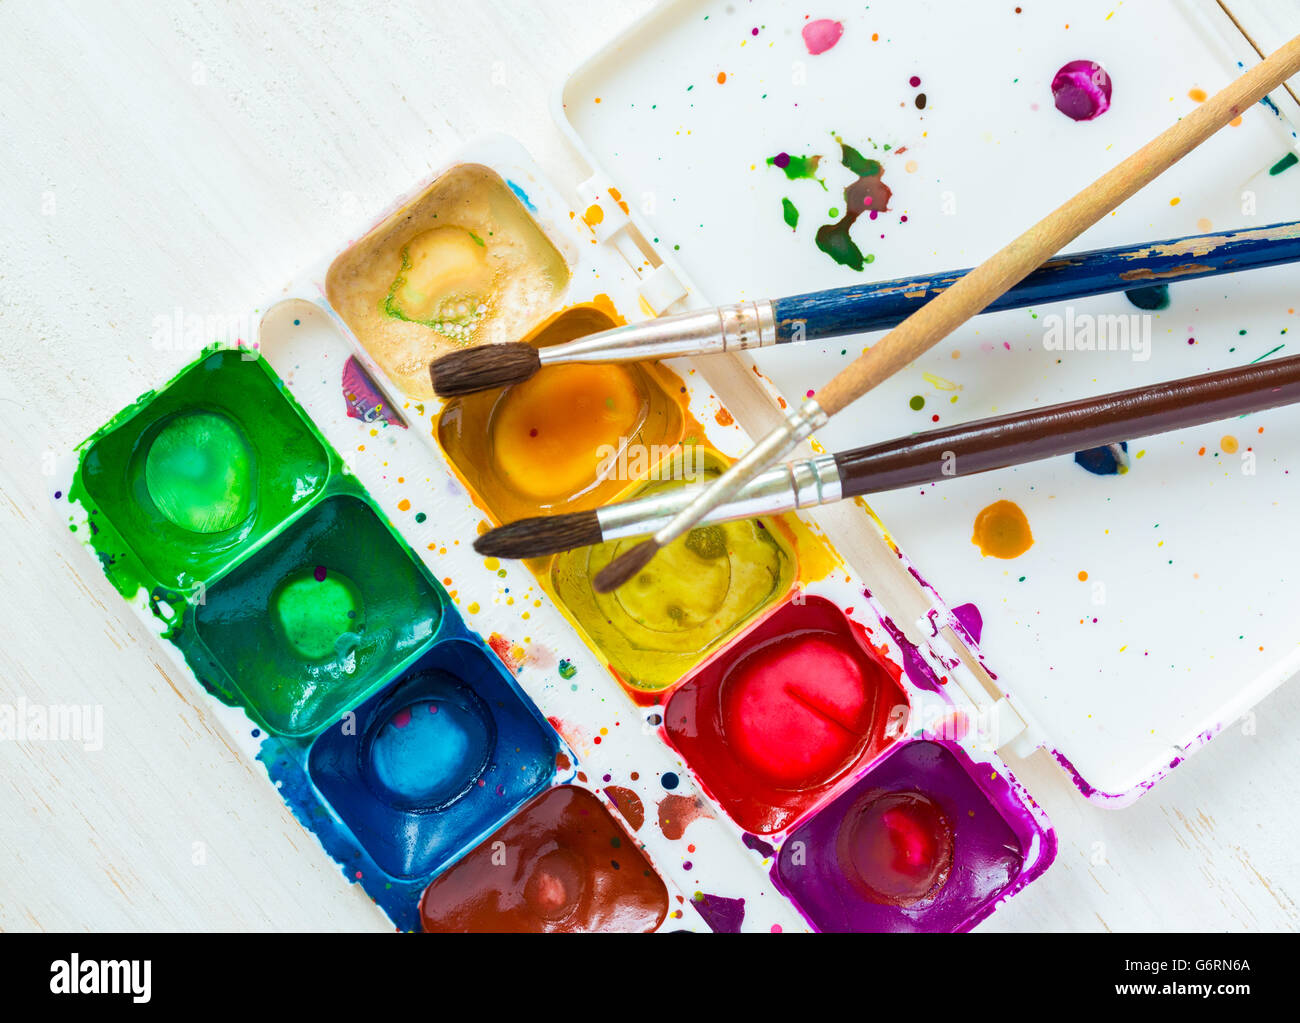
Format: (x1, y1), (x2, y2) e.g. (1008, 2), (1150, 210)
(593, 539), (660, 593)
(430, 343), (541, 397)
(474, 511), (603, 559)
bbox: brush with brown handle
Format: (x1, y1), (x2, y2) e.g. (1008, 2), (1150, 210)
(592, 32), (1300, 593)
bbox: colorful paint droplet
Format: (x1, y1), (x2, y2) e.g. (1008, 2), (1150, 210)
(1124, 284), (1169, 311)
(558, 659), (577, 680)
(1220, 435), (1239, 454)
(658, 793), (710, 840)
(909, 394), (926, 411)
(781, 196), (799, 229)
(801, 19), (844, 56)
(604, 785), (646, 831)
(1051, 60), (1112, 121)
(971, 500), (1034, 559)
(1074, 441), (1128, 476)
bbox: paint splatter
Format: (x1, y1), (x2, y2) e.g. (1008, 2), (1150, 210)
(557, 659), (577, 680)
(691, 892), (746, 933)
(781, 196), (799, 229)
(342, 357), (405, 428)
(1074, 441), (1128, 476)
(1270, 152), (1298, 176)
(1124, 284), (1169, 311)
(604, 785), (645, 831)
(801, 19), (843, 55)
(658, 793), (710, 840)
(767, 152), (825, 187)
(742, 833), (776, 858)
(1051, 60), (1112, 121)
(814, 141), (891, 271)
(971, 500), (1034, 559)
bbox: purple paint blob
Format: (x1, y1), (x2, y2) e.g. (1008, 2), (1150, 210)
(802, 19), (844, 56)
(743, 832), (777, 858)
(951, 602), (984, 645)
(773, 151), (791, 169)
(773, 740), (1049, 932)
(692, 892), (746, 933)
(1051, 60), (1112, 121)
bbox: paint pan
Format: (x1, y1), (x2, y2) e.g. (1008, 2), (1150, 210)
(664, 596), (910, 834)
(309, 636), (564, 880)
(437, 302), (689, 522)
(189, 493), (443, 737)
(419, 785), (670, 933)
(773, 739), (1052, 932)
(326, 162), (571, 400)
(547, 448), (802, 694)
(75, 348), (328, 594)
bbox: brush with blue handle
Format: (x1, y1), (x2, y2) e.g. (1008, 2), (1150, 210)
(429, 220), (1300, 397)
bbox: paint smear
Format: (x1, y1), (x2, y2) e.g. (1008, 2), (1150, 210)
(604, 785), (645, 832)
(767, 151), (825, 186)
(692, 892), (746, 933)
(802, 19), (844, 55)
(971, 500), (1033, 559)
(1270, 152), (1298, 176)
(1051, 60), (1112, 121)
(1124, 284), (1169, 311)
(658, 793), (711, 840)
(781, 196), (799, 229)
(342, 356), (405, 428)
(1075, 441), (1128, 476)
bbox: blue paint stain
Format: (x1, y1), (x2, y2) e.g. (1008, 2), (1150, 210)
(661, 771), (679, 790)
(1074, 441), (1128, 475)
(507, 180), (537, 212)
(1124, 284), (1169, 310)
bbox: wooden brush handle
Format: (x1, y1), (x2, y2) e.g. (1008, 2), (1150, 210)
(814, 34), (1300, 417)
(833, 355), (1300, 495)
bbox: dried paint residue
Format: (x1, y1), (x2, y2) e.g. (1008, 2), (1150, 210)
(342, 356), (405, 428)
(971, 500), (1033, 559)
(658, 793), (710, 840)
(802, 19), (843, 55)
(1051, 60), (1112, 121)
(815, 141), (892, 271)
(604, 785), (646, 831)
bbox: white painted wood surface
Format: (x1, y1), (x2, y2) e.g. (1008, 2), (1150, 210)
(0, 0), (1295, 932)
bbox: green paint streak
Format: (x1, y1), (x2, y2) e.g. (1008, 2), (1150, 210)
(1250, 344), (1285, 363)
(766, 153), (827, 189)
(781, 197), (799, 229)
(1269, 151), (1298, 175)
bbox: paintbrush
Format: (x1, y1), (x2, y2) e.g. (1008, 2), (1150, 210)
(429, 221), (1300, 397)
(590, 33), (1300, 593)
(476, 354), (1300, 559)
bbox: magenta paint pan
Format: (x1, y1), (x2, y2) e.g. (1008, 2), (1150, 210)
(772, 739), (1055, 932)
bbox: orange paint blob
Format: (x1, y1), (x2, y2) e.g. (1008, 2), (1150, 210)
(716, 71), (727, 84)
(971, 500), (1033, 559)
(492, 364), (645, 500)
(1078, 570), (1088, 582)
(1220, 435), (1239, 454)
(1188, 87), (1207, 102)
(583, 204), (604, 227)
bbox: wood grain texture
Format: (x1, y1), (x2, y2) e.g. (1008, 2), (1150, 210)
(0, 0), (1296, 933)
(815, 33), (1300, 416)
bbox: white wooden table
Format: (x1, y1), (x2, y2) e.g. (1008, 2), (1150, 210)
(0, 0), (1296, 932)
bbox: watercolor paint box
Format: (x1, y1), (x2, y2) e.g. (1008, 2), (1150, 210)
(58, 0), (1300, 930)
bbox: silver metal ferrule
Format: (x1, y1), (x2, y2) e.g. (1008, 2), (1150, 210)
(648, 397), (830, 548)
(537, 300), (777, 367)
(595, 452), (842, 542)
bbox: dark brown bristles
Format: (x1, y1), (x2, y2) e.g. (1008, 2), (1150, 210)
(473, 511), (604, 559)
(593, 538), (660, 593)
(430, 343), (541, 397)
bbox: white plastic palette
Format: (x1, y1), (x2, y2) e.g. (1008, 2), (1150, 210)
(556, 0), (1300, 801)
